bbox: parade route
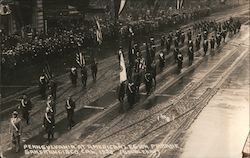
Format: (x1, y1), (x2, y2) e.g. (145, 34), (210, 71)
(1, 2), (249, 158)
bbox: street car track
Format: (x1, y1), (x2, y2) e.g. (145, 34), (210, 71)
(102, 34), (249, 158)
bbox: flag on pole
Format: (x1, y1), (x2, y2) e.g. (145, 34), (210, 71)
(43, 62), (52, 82)
(95, 17), (103, 45)
(76, 52), (85, 67)
(120, 52), (127, 83)
(176, 0), (184, 9)
(118, 0), (126, 15)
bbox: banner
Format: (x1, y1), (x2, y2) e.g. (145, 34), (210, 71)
(76, 52), (85, 67)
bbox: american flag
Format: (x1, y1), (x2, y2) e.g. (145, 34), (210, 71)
(43, 62), (52, 82)
(95, 17), (103, 45)
(76, 52), (85, 67)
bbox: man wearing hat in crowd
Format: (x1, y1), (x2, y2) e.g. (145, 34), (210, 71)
(188, 45), (194, 66)
(144, 71), (153, 95)
(43, 106), (55, 144)
(10, 111), (22, 152)
(69, 67), (78, 87)
(65, 96), (76, 130)
(17, 94), (32, 125)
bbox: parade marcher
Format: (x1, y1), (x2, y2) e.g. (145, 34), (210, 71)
(187, 29), (192, 40)
(10, 111), (22, 152)
(177, 52), (183, 73)
(165, 37), (171, 54)
(80, 66), (88, 89)
(174, 36), (179, 48)
(150, 45), (156, 61)
(188, 46), (194, 66)
(91, 58), (98, 82)
(48, 79), (57, 100)
(180, 31), (185, 45)
(203, 39), (209, 56)
(160, 36), (165, 48)
(174, 47), (180, 63)
(195, 36), (201, 51)
(47, 95), (56, 115)
(65, 96), (75, 130)
(18, 94), (32, 125)
(210, 36), (215, 50)
(188, 39), (193, 48)
(69, 67), (78, 87)
(151, 60), (157, 89)
(222, 28), (227, 42)
(43, 107), (55, 144)
(144, 71), (152, 95)
(159, 51), (165, 71)
(39, 75), (46, 99)
(126, 80), (136, 108)
(216, 32), (221, 48)
(118, 81), (126, 104)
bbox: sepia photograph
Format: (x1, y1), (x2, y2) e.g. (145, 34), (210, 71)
(0, 0), (249, 157)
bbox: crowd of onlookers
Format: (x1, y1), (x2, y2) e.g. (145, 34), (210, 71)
(1, 1), (233, 73)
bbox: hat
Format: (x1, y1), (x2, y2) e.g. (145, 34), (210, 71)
(12, 111), (18, 115)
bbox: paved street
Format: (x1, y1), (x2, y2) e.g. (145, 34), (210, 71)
(0, 2), (249, 158)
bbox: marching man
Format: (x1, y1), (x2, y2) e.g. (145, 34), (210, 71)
(65, 96), (75, 130)
(43, 106), (55, 144)
(18, 94), (32, 125)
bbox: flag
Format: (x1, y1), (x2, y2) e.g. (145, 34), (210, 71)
(118, 0), (126, 15)
(0, 4), (11, 15)
(95, 17), (103, 45)
(43, 62), (52, 82)
(120, 52), (127, 83)
(176, 0), (184, 9)
(76, 52), (85, 67)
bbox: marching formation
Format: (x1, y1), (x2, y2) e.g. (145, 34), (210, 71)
(8, 16), (241, 152)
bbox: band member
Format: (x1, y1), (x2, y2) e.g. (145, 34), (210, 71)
(126, 80), (136, 108)
(177, 52), (183, 73)
(91, 58), (98, 82)
(43, 107), (55, 144)
(47, 95), (55, 115)
(144, 71), (152, 95)
(188, 46), (194, 66)
(203, 39), (209, 56)
(65, 96), (75, 130)
(159, 51), (165, 71)
(10, 111), (22, 152)
(48, 79), (57, 100)
(81, 66), (88, 88)
(69, 67), (78, 86)
(18, 94), (32, 125)
(174, 37), (179, 48)
(39, 75), (46, 99)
